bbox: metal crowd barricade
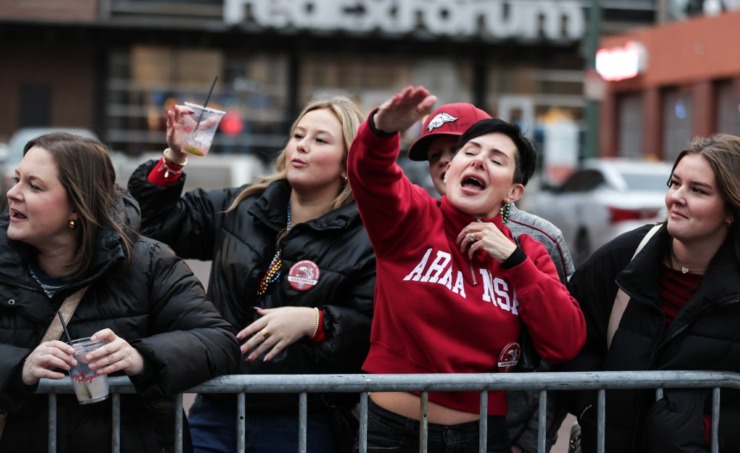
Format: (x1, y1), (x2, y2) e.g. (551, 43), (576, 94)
(37, 370), (740, 453)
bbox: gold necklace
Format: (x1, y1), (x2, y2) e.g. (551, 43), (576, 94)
(670, 249), (706, 275)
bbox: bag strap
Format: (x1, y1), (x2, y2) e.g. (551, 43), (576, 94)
(41, 286), (90, 343)
(0, 287), (88, 442)
(606, 224), (662, 349)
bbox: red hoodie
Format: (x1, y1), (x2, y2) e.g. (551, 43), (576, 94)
(347, 118), (586, 415)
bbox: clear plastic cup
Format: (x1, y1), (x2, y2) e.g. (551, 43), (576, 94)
(69, 337), (110, 405)
(182, 102), (226, 157)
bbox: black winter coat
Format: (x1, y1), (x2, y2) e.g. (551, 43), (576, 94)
(0, 216), (240, 452)
(561, 224), (740, 453)
(128, 161), (376, 413)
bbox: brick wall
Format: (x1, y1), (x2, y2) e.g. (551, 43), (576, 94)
(0, 0), (97, 21)
(0, 43), (96, 142)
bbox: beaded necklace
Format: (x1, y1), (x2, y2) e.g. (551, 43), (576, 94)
(257, 205), (291, 295)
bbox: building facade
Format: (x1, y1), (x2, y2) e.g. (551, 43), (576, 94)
(597, 9), (740, 161)
(1, 0), (660, 165)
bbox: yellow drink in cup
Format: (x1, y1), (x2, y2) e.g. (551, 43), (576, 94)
(183, 102), (226, 157)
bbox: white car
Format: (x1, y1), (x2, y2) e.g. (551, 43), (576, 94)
(522, 158), (674, 266)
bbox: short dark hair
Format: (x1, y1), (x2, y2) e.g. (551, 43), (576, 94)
(456, 118), (537, 186)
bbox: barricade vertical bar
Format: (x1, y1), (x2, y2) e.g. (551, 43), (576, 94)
(299, 392), (307, 453)
(597, 389), (605, 453)
(237, 393), (246, 453)
(48, 393), (57, 453)
(479, 391), (488, 453)
(655, 387), (663, 400)
(112, 393), (121, 453)
(538, 390), (547, 453)
(420, 391), (429, 453)
(175, 393), (183, 453)
(711, 387), (720, 453)
(359, 393), (368, 453)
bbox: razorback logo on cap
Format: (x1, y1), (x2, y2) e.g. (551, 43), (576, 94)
(426, 112), (458, 132)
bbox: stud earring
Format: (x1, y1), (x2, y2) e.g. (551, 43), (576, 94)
(500, 202), (511, 224)
(68, 220), (76, 230)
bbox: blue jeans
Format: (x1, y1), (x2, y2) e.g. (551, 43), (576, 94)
(188, 395), (337, 453)
(356, 399), (510, 453)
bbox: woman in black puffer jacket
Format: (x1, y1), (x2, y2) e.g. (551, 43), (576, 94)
(0, 132), (239, 453)
(560, 134), (740, 453)
(128, 96), (375, 453)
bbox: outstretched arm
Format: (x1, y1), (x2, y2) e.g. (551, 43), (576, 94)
(347, 86), (438, 256)
(373, 85), (437, 134)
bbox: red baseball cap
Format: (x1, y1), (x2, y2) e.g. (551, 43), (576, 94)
(407, 103), (491, 161)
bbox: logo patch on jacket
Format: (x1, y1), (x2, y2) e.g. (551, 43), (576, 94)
(497, 342), (521, 372)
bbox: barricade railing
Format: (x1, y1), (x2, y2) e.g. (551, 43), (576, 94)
(37, 370), (740, 453)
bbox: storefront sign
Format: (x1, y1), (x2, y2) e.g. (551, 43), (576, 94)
(224, 0), (584, 41)
(595, 41), (648, 81)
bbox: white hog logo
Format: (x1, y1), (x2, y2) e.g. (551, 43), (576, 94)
(427, 113), (458, 132)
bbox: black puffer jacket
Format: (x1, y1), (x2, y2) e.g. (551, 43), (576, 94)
(128, 161), (376, 412)
(0, 215), (239, 452)
(561, 224), (740, 453)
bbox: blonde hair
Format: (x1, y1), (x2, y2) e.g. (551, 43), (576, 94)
(227, 96), (364, 212)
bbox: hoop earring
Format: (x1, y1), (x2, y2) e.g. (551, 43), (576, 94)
(68, 220), (76, 230)
(500, 203), (511, 224)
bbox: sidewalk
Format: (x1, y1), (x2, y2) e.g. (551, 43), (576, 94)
(551, 414), (576, 453)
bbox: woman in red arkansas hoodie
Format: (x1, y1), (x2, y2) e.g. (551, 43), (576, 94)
(347, 86), (586, 452)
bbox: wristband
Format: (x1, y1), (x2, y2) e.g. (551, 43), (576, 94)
(163, 148), (188, 166)
(160, 157), (184, 179)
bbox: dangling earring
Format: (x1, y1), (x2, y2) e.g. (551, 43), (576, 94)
(500, 202), (511, 224)
(68, 220), (76, 230)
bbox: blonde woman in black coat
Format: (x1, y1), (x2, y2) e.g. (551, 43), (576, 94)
(128, 96), (375, 453)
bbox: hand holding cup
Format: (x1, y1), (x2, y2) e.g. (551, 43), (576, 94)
(86, 328), (145, 377)
(21, 340), (77, 386)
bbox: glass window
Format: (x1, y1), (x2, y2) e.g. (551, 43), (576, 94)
(617, 93), (643, 158)
(662, 87), (693, 162)
(717, 80), (740, 135)
(560, 170), (603, 192)
(105, 45), (289, 159)
(620, 172), (669, 192)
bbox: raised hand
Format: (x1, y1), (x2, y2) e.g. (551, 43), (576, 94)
(374, 85), (437, 134)
(165, 104), (196, 162)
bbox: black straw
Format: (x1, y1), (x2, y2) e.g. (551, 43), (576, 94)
(203, 75), (218, 108)
(194, 75), (219, 131)
(58, 312), (73, 344)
